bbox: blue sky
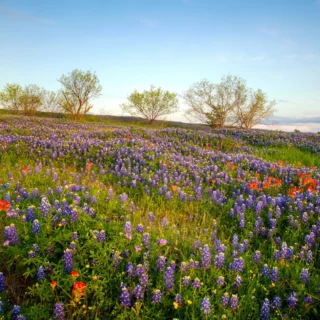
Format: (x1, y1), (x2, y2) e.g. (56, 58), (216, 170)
(0, 0), (320, 131)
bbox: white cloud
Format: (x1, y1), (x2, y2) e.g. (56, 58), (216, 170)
(255, 123), (320, 133)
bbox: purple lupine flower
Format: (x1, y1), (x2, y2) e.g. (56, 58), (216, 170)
(285, 246), (294, 261)
(70, 208), (78, 222)
(126, 262), (134, 278)
(193, 240), (201, 251)
(232, 234), (239, 248)
(229, 294), (239, 309)
(107, 187), (113, 200)
(26, 206), (35, 222)
(253, 251), (261, 264)
(136, 224), (144, 233)
(233, 275), (242, 290)
(28, 250), (37, 259)
(124, 221), (132, 233)
(161, 218), (168, 228)
(32, 243), (40, 254)
(151, 289), (162, 304)
(192, 278), (201, 289)
(156, 256), (166, 272)
(54, 303), (65, 320)
(260, 299), (270, 320)
(4, 224), (19, 245)
(32, 219), (40, 235)
(229, 257), (245, 272)
(97, 231), (106, 243)
(201, 244), (211, 270)
(261, 264), (269, 277)
(214, 252), (225, 269)
(135, 264), (144, 276)
(142, 233), (150, 247)
(270, 267), (279, 283)
(287, 292), (298, 310)
(306, 250), (313, 264)
(139, 274), (149, 288)
(301, 268), (309, 285)
(37, 266), (46, 282)
(182, 276), (191, 287)
(169, 260), (176, 271)
(0, 272), (5, 292)
(201, 297), (211, 316)
(272, 296), (281, 310)
(216, 276), (225, 287)
(68, 241), (76, 250)
(221, 293), (230, 307)
(40, 197), (51, 218)
(70, 232), (78, 242)
(113, 251), (120, 268)
(63, 249), (73, 272)
(119, 193), (128, 204)
(132, 285), (144, 301)
(164, 267), (174, 291)
(211, 230), (217, 243)
(12, 305), (22, 320)
(148, 212), (155, 222)
(304, 296), (312, 305)
(120, 286), (131, 307)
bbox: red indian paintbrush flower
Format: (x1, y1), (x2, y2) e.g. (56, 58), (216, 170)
(0, 200), (10, 211)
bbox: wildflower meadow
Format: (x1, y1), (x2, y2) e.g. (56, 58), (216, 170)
(0, 115), (320, 319)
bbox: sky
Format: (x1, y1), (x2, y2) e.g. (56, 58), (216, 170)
(0, 0), (320, 132)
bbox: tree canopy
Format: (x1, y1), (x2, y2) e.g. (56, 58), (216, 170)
(58, 69), (102, 120)
(183, 75), (275, 129)
(121, 86), (179, 123)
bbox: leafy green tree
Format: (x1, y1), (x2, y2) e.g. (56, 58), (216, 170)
(0, 83), (54, 116)
(121, 86), (179, 123)
(58, 69), (102, 120)
(0, 83), (23, 113)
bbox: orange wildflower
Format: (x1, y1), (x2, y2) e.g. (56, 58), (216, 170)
(50, 280), (57, 290)
(172, 185), (178, 192)
(0, 200), (10, 211)
(72, 281), (86, 298)
(86, 162), (93, 171)
(70, 271), (79, 278)
(248, 181), (261, 191)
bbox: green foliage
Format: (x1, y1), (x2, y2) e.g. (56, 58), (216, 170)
(58, 69), (102, 121)
(121, 85), (179, 123)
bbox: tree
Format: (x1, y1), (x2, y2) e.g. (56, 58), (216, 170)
(233, 88), (276, 130)
(121, 86), (179, 123)
(0, 83), (48, 116)
(19, 85), (46, 116)
(183, 75), (246, 129)
(183, 75), (276, 129)
(0, 83), (23, 113)
(43, 90), (64, 113)
(58, 69), (102, 120)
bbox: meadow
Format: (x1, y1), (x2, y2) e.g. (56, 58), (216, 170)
(0, 115), (319, 319)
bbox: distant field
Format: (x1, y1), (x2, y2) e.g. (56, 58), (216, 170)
(0, 115), (319, 319)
